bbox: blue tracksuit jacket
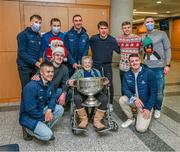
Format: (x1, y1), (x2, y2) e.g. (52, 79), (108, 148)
(123, 65), (157, 110)
(17, 27), (41, 69)
(19, 79), (57, 131)
(64, 27), (89, 65)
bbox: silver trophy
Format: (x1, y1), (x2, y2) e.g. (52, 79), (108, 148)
(74, 77), (108, 107)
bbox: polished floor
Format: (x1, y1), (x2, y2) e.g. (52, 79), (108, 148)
(0, 61), (180, 151)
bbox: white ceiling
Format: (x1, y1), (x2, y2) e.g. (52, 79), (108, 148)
(133, 0), (180, 23)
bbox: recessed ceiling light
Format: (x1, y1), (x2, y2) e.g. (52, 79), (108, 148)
(133, 18), (144, 23)
(166, 11), (171, 13)
(133, 9), (137, 12)
(156, 1), (162, 4)
(133, 11), (158, 15)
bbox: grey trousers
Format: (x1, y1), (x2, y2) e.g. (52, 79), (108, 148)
(119, 96), (153, 132)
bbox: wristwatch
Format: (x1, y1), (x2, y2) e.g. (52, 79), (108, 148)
(166, 64), (171, 67)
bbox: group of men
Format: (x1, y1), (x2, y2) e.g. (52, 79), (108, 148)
(118, 16), (171, 132)
(17, 14), (171, 141)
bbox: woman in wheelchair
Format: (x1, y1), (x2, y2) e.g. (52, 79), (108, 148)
(67, 56), (109, 131)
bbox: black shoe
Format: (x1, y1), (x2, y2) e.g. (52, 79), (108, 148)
(49, 135), (55, 141)
(64, 101), (70, 112)
(22, 127), (33, 141)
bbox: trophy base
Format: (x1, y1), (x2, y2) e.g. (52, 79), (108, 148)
(82, 96), (101, 107)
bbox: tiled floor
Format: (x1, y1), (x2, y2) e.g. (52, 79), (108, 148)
(0, 61), (180, 151)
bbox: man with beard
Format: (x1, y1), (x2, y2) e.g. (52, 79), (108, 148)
(64, 14), (89, 76)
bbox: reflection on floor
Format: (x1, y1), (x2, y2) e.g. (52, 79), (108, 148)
(0, 61), (180, 151)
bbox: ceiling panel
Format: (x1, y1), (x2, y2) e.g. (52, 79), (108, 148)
(133, 0), (180, 23)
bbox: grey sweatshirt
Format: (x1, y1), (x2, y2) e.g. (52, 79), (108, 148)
(142, 30), (171, 68)
(52, 64), (69, 92)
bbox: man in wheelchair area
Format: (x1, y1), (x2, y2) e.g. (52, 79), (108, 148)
(67, 56), (109, 131)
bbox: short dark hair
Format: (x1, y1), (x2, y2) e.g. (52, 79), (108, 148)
(40, 62), (54, 69)
(97, 21), (108, 29)
(50, 18), (61, 25)
(72, 14), (82, 21)
(30, 14), (42, 21)
(128, 54), (140, 60)
(122, 21), (131, 27)
(144, 16), (154, 21)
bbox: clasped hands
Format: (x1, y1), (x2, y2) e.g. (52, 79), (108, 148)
(45, 109), (53, 122)
(134, 98), (151, 119)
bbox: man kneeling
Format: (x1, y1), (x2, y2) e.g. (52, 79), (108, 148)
(68, 56), (109, 131)
(19, 62), (64, 141)
(119, 54), (157, 133)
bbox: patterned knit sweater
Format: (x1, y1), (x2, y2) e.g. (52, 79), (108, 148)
(116, 34), (142, 71)
(142, 30), (171, 68)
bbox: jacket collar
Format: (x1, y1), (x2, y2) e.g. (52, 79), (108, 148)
(130, 64), (146, 75)
(36, 77), (50, 87)
(25, 27), (39, 34)
(70, 26), (87, 34)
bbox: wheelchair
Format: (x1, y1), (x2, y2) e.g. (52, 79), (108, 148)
(70, 77), (118, 135)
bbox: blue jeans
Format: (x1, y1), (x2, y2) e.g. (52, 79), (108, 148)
(150, 67), (165, 110)
(26, 104), (64, 141)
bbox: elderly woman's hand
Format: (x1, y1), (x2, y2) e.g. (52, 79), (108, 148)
(68, 79), (75, 86)
(102, 77), (109, 86)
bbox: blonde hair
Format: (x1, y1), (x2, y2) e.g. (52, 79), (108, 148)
(81, 56), (93, 64)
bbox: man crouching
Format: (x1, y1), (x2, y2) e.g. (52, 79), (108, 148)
(119, 54), (157, 132)
(19, 62), (64, 141)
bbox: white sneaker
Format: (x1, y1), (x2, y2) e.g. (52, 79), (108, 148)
(154, 110), (161, 119)
(121, 118), (135, 128)
(109, 104), (113, 112)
